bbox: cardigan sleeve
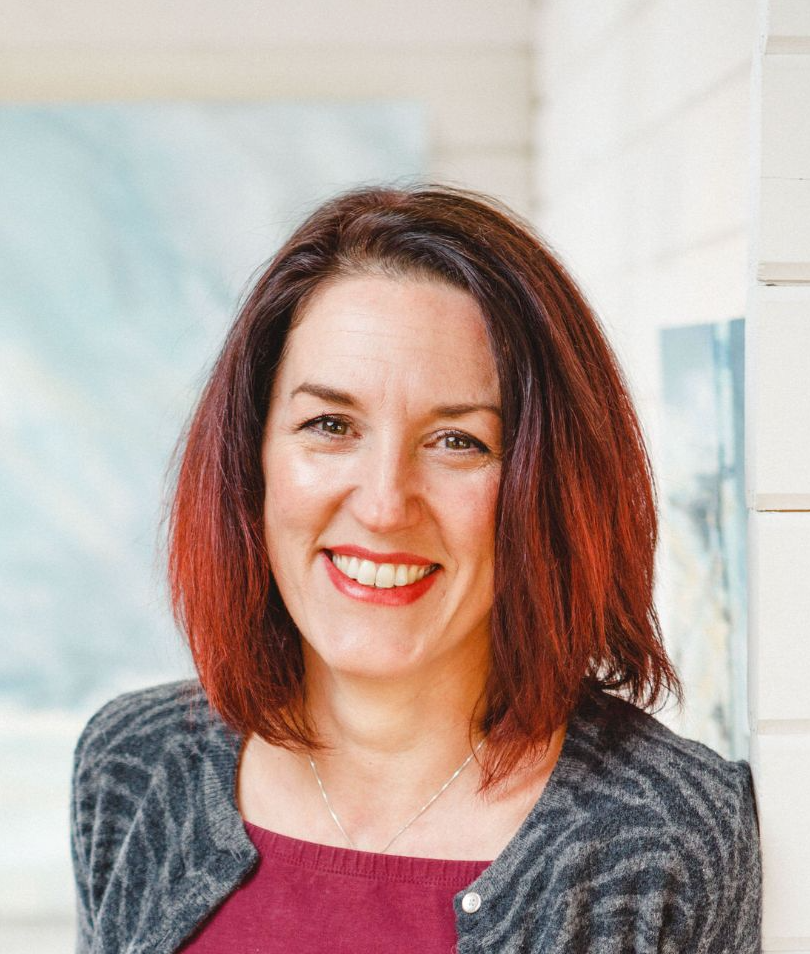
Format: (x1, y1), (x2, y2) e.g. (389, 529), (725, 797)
(591, 758), (763, 954)
(66, 680), (211, 953)
(702, 760), (762, 954)
(541, 754), (764, 954)
(70, 713), (98, 954)
(651, 758), (762, 954)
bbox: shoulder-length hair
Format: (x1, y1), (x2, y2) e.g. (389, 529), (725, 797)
(168, 184), (681, 788)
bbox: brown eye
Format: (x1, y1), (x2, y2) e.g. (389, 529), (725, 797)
(316, 417), (348, 436)
(298, 414), (352, 438)
(438, 431), (489, 453)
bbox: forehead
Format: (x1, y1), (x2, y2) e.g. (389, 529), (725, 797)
(277, 274), (498, 396)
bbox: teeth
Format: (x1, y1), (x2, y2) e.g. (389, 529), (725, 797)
(357, 559), (377, 586)
(330, 552), (435, 589)
(375, 563), (396, 588)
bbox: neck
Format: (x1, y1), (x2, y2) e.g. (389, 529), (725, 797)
(300, 643), (489, 801)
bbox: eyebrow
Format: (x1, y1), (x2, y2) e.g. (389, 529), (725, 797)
(290, 382), (502, 420)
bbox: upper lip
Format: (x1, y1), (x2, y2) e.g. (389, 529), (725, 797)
(326, 544), (437, 566)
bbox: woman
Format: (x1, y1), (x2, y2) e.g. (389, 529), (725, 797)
(70, 185), (762, 953)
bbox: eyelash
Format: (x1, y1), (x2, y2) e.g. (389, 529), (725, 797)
(298, 414), (490, 454)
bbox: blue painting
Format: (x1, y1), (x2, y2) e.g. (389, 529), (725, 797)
(659, 319), (747, 759)
(0, 102), (424, 928)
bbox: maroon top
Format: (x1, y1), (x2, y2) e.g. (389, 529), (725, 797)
(178, 820), (491, 953)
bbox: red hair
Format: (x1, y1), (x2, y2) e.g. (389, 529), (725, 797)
(167, 184), (682, 788)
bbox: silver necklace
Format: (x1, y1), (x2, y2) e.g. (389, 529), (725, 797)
(307, 738), (486, 854)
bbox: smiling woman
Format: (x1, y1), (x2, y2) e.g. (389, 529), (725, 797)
(69, 185), (761, 953)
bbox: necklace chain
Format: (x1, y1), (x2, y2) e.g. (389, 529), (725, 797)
(307, 738), (486, 854)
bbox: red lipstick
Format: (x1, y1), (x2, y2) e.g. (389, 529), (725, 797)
(327, 544), (436, 567)
(321, 551), (440, 606)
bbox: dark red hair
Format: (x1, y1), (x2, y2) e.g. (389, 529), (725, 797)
(168, 184), (681, 788)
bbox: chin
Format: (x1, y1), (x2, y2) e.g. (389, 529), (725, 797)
(304, 631), (427, 681)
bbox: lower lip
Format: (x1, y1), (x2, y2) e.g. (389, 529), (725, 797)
(321, 551), (441, 606)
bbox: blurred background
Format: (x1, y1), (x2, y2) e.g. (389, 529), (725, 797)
(2, 1), (808, 950)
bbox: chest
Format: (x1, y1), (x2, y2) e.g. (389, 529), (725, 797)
(235, 735), (557, 860)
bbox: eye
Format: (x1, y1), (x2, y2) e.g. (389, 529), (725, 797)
(436, 430), (489, 454)
(300, 414), (351, 438)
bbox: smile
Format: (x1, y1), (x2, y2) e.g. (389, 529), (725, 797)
(329, 552), (439, 589)
(321, 550), (441, 606)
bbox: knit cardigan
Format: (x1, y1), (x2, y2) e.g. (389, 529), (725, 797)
(70, 679), (762, 953)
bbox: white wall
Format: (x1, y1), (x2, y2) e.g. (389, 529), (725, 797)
(532, 0), (754, 437)
(748, 1), (810, 949)
(0, 0), (534, 217)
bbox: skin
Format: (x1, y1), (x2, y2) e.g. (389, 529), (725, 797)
(237, 273), (565, 858)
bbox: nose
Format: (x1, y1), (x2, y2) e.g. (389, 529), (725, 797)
(347, 432), (422, 534)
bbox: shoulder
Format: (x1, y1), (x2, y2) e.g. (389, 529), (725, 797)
(504, 692), (762, 950)
(570, 691), (757, 814)
(70, 681), (253, 949)
(70, 680), (240, 880)
(70, 679), (226, 835)
(72, 679), (214, 791)
(564, 691), (761, 906)
(74, 678), (210, 769)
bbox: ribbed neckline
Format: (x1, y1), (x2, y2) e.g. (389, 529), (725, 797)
(243, 819), (492, 887)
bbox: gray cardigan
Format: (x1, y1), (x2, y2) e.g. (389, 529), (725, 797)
(70, 679), (762, 953)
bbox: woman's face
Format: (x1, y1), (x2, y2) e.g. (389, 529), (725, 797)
(261, 273), (502, 684)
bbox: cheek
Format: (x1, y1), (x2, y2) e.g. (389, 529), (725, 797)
(264, 441), (324, 504)
(262, 443), (340, 555)
(438, 471), (499, 567)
